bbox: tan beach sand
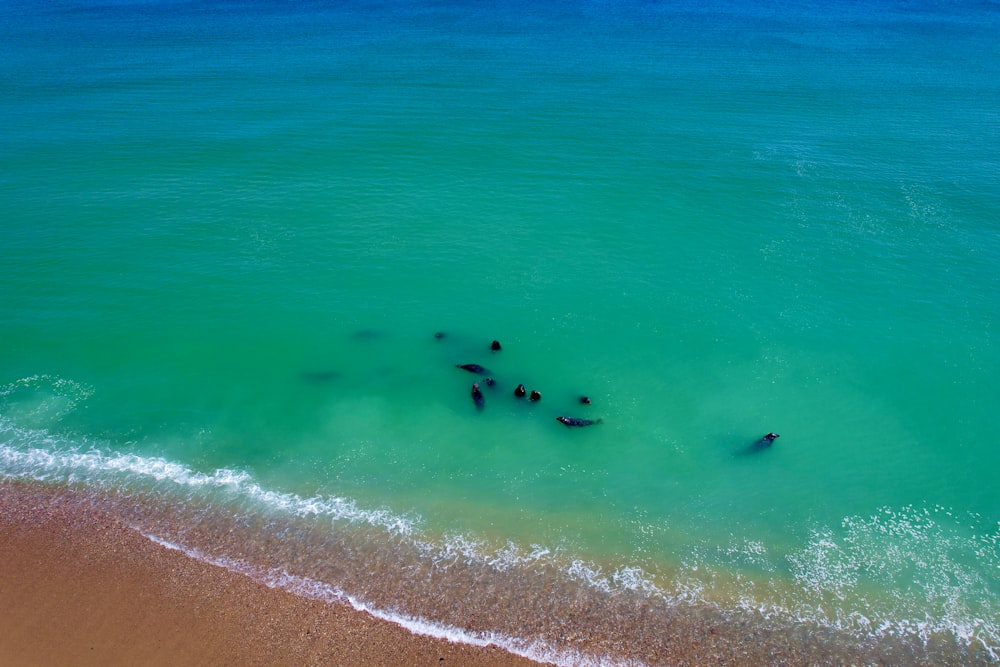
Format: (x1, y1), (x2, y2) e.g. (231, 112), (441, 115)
(0, 482), (540, 667)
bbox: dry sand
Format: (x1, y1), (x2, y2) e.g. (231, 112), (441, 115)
(0, 481), (540, 667)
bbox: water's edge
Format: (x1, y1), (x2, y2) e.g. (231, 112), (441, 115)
(2, 464), (993, 666)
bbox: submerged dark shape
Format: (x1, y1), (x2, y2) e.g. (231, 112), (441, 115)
(471, 382), (485, 410)
(556, 416), (602, 427)
(456, 363), (488, 374)
(491, 340), (502, 351)
(529, 390), (542, 401)
(514, 384), (527, 398)
(749, 432), (781, 452)
(579, 396), (591, 404)
(434, 331), (447, 340)
(352, 329), (381, 340)
(483, 377), (496, 387)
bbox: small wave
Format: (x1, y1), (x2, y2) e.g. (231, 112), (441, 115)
(0, 374), (94, 427)
(138, 530), (642, 667)
(0, 415), (675, 602)
(0, 417), (418, 537)
(3, 415), (998, 663)
(775, 506), (1000, 659)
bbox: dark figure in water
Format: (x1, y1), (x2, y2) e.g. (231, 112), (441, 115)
(483, 377), (496, 387)
(457, 363), (488, 374)
(750, 432), (780, 451)
(579, 396), (591, 404)
(556, 416), (602, 427)
(491, 340), (502, 351)
(514, 384), (527, 398)
(434, 331), (447, 340)
(529, 390), (542, 401)
(471, 383), (485, 410)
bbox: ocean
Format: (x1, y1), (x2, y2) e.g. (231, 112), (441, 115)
(2, 0), (999, 663)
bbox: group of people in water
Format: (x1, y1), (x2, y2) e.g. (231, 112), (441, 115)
(456, 339), (601, 428)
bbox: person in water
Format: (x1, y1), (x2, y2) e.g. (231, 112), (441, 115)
(514, 384), (526, 398)
(529, 390), (541, 401)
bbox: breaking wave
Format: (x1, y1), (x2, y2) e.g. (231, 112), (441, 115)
(2, 395), (998, 665)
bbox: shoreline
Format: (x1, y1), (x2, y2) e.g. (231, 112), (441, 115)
(2, 479), (990, 666)
(0, 481), (540, 667)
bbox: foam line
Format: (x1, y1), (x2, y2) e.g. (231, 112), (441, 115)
(4, 416), (998, 660)
(139, 530), (646, 667)
(0, 421), (418, 536)
(1, 419), (668, 601)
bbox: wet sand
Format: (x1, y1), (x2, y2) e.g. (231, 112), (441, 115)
(3, 480), (986, 667)
(0, 481), (540, 667)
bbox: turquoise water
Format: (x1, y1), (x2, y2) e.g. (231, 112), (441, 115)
(3, 0), (999, 663)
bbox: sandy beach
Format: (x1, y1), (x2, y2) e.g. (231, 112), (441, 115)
(0, 481), (539, 667)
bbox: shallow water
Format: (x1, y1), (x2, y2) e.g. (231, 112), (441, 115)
(3, 0), (999, 663)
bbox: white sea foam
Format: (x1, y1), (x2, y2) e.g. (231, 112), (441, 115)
(780, 505), (1000, 659)
(1, 417), (665, 597)
(0, 375), (94, 426)
(0, 417), (418, 537)
(139, 530), (646, 667)
(674, 505), (1000, 660)
(4, 413), (999, 660)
